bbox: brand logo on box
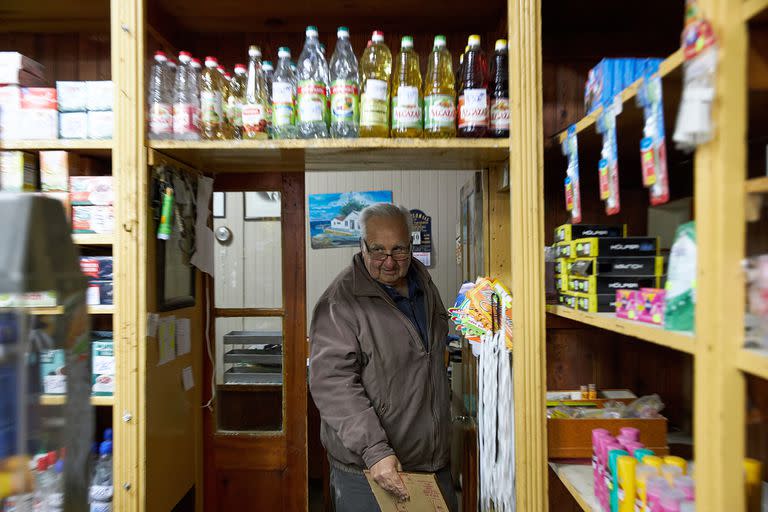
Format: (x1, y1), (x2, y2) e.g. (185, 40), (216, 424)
(614, 263), (643, 270)
(608, 282), (640, 289)
(609, 243), (640, 250)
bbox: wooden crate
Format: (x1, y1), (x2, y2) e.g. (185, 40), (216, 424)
(547, 417), (669, 459)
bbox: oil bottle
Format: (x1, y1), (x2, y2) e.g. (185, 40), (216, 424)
(219, 68), (234, 139)
(228, 64), (247, 139)
(200, 56), (223, 140)
(458, 35), (489, 137)
(391, 36), (422, 138)
(423, 35), (456, 138)
(242, 45), (269, 140)
(489, 39), (510, 138)
(359, 30), (392, 138)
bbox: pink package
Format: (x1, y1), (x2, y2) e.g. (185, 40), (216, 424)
(616, 288), (666, 325)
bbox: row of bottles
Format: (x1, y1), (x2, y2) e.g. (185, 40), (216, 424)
(147, 27), (509, 140)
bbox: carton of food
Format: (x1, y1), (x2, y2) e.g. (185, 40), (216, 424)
(0, 151), (38, 191)
(59, 112), (88, 139)
(87, 110), (113, 139)
(85, 81), (113, 111)
(56, 81), (87, 112)
(72, 205), (114, 234)
(40, 151), (79, 192)
(70, 176), (113, 205)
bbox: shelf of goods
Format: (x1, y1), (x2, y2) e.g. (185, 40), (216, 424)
(550, 463), (598, 512)
(746, 176), (768, 194)
(40, 395), (114, 407)
(72, 233), (114, 246)
(736, 347), (768, 381)
(0, 139), (113, 157)
(26, 305), (115, 316)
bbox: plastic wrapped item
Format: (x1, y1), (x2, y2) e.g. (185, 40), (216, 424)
(664, 222), (696, 332)
(746, 255), (768, 350)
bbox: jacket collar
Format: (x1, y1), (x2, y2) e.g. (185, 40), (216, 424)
(351, 252), (431, 298)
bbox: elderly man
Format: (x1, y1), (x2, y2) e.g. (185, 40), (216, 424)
(309, 203), (458, 512)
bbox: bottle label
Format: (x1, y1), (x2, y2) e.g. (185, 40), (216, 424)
(241, 103), (268, 135)
(173, 103), (199, 134)
(200, 91), (223, 124)
(47, 493), (64, 508)
(90, 503), (113, 512)
(361, 79), (389, 128)
(331, 80), (359, 123)
(149, 103), (172, 134)
(90, 485), (114, 502)
(458, 88), (489, 128)
(272, 82), (295, 127)
(392, 86), (421, 129)
(424, 94), (456, 129)
(226, 98), (243, 127)
(297, 80), (326, 123)
(490, 97), (510, 131)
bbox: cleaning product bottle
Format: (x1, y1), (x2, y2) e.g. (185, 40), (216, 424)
(200, 56), (224, 140)
(242, 45), (269, 140)
(663, 456), (688, 475)
(329, 26), (360, 138)
(359, 30), (392, 138)
(745, 458), (763, 512)
(272, 47), (298, 139)
(296, 26), (330, 138)
(635, 463), (659, 512)
(608, 448), (629, 512)
(616, 455), (637, 512)
(391, 36), (422, 138)
(423, 35), (456, 138)
(458, 35), (489, 137)
(489, 38), (510, 138)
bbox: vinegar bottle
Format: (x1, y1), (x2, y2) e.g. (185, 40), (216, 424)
(359, 30), (392, 138)
(458, 35), (489, 137)
(391, 36), (422, 138)
(489, 38), (510, 138)
(424, 35), (456, 138)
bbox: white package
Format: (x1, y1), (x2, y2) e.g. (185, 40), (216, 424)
(56, 81), (87, 112)
(21, 109), (58, 139)
(85, 81), (113, 111)
(0, 86), (21, 109)
(59, 112), (88, 139)
(0, 107), (23, 140)
(88, 110), (113, 139)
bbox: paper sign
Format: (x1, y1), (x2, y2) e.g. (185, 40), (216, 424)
(181, 366), (194, 391)
(410, 209), (433, 268)
(176, 318), (191, 356)
(364, 472), (449, 512)
(157, 316), (176, 366)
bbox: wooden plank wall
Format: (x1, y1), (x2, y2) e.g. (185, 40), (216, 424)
(0, 33), (110, 82)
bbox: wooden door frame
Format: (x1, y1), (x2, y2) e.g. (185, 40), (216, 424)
(203, 172), (307, 511)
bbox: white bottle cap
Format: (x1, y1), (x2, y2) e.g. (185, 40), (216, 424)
(306, 25), (319, 37)
(372, 30), (384, 43)
(248, 45), (261, 58)
(401, 36), (413, 49)
(278, 47), (291, 59)
(191, 58), (201, 68)
(178, 51), (192, 63)
(337, 26), (350, 38)
(234, 64), (246, 74)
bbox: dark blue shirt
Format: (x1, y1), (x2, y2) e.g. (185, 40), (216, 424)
(379, 268), (429, 351)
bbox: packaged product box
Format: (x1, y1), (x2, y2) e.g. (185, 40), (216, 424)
(40, 151), (79, 192)
(20, 87), (57, 110)
(87, 110), (113, 139)
(92, 340), (115, 396)
(573, 237), (658, 258)
(56, 81), (87, 112)
(0, 106), (23, 140)
(70, 176), (113, 205)
(555, 274), (568, 293)
(0, 52), (45, 82)
(0, 86), (22, 109)
(72, 205), (114, 234)
(554, 258), (574, 276)
(39, 349), (66, 395)
(553, 241), (573, 259)
(79, 256), (114, 280)
(559, 292), (577, 309)
(570, 256), (665, 278)
(59, 112), (88, 139)
(87, 280), (113, 305)
(616, 288), (666, 325)
(554, 223), (626, 243)
(0, 291), (57, 308)
(20, 109), (58, 139)
(568, 275), (660, 295)
(85, 81), (113, 111)
(0, 151), (38, 191)
(569, 291), (618, 313)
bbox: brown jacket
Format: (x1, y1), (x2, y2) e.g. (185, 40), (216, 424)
(309, 254), (451, 472)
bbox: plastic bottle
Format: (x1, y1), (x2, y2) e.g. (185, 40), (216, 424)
(635, 463), (659, 512)
(458, 35), (489, 137)
(745, 458), (763, 512)
(329, 26), (360, 138)
(166, 59), (177, 98)
(319, 45), (331, 125)
(489, 38), (510, 138)
(263, 60), (275, 137)
(661, 463), (683, 486)
(359, 30), (392, 138)
(391, 36), (422, 138)
(148, 51), (173, 139)
(423, 35), (456, 138)
(296, 26), (330, 138)
(646, 476), (669, 512)
(225, 64), (246, 140)
(271, 47), (298, 139)
(663, 456), (688, 475)
(172, 51), (199, 140)
(455, 46), (468, 94)
(89, 440), (113, 512)
(616, 455), (637, 512)
(33, 456), (51, 511)
(242, 46), (270, 140)
(47, 459), (64, 510)
(200, 56), (224, 140)
(189, 58), (202, 131)
(217, 68), (234, 139)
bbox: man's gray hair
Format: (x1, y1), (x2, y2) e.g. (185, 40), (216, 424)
(360, 203), (413, 241)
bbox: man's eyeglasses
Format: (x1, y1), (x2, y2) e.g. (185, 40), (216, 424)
(362, 239), (412, 261)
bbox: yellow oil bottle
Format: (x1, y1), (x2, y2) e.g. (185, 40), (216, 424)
(359, 30), (392, 138)
(391, 36), (423, 138)
(424, 35), (456, 138)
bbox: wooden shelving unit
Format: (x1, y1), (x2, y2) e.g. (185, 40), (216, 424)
(0, 139), (113, 157)
(40, 395), (114, 407)
(743, 0), (768, 22)
(25, 305), (115, 316)
(72, 233), (114, 246)
(736, 347), (768, 381)
(549, 463), (597, 512)
(746, 175), (768, 194)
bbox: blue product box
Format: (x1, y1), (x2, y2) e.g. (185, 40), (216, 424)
(0, 365), (17, 458)
(87, 280), (113, 306)
(79, 256), (113, 280)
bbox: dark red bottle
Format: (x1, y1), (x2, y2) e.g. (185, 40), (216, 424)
(489, 39), (509, 138)
(457, 35), (489, 138)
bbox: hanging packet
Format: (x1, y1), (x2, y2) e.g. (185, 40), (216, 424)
(562, 125), (582, 223)
(636, 60), (670, 205)
(596, 97), (621, 215)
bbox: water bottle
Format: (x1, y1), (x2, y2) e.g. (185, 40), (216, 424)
(296, 25), (329, 138)
(272, 47), (298, 139)
(172, 51), (200, 140)
(148, 51), (172, 139)
(33, 455), (52, 511)
(189, 58), (202, 132)
(89, 441), (113, 512)
(47, 459), (65, 511)
(329, 26), (359, 138)
(166, 59), (177, 99)
(263, 60), (275, 137)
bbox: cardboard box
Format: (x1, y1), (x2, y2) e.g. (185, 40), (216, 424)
(554, 258), (573, 276)
(20, 87), (57, 110)
(365, 472), (449, 512)
(92, 340), (115, 396)
(0, 107), (23, 140)
(87, 280), (113, 305)
(39, 349), (66, 395)
(0, 53), (45, 81)
(72, 205), (114, 234)
(40, 151), (79, 192)
(87, 110), (113, 139)
(548, 417), (668, 459)
(569, 256), (665, 278)
(20, 109), (58, 139)
(568, 275), (660, 295)
(616, 288), (667, 325)
(573, 237), (658, 258)
(0, 151), (38, 191)
(572, 292), (617, 313)
(80, 256), (114, 280)
(553, 241), (573, 259)
(555, 274), (568, 292)
(554, 223), (626, 243)
(59, 112), (88, 139)
(0, 86), (21, 109)
(70, 176), (113, 205)
(56, 81), (87, 112)
(85, 81), (113, 111)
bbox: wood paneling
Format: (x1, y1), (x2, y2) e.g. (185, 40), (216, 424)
(216, 470), (284, 512)
(0, 33), (110, 82)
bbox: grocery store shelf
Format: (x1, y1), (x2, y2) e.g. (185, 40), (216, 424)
(148, 138), (511, 172)
(40, 395), (114, 406)
(556, 49), (684, 144)
(746, 176), (768, 194)
(72, 233), (114, 246)
(736, 347), (768, 380)
(0, 139), (113, 157)
(546, 306), (695, 354)
(744, 0), (768, 21)
(550, 462), (597, 512)
(26, 305), (114, 315)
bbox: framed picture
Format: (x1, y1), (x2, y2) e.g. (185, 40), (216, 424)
(308, 190), (393, 249)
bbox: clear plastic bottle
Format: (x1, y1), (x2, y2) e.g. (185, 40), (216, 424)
(359, 30), (392, 138)
(220, 71), (235, 139)
(200, 56), (224, 140)
(227, 64), (246, 139)
(458, 35), (489, 138)
(33, 456), (52, 511)
(148, 51), (173, 139)
(329, 26), (359, 138)
(172, 51), (200, 140)
(391, 36), (422, 138)
(296, 26), (330, 138)
(242, 45), (269, 140)
(424, 35), (456, 138)
(272, 47), (298, 139)
(489, 39), (510, 138)
(263, 60), (275, 137)
(47, 459), (64, 511)
(89, 441), (113, 512)
(190, 58), (202, 132)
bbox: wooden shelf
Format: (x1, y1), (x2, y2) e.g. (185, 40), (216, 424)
(72, 233), (114, 246)
(0, 139), (112, 157)
(556, 49), (685, 144)
(148, 138), (510, 172)
(26, 305), (115, 315)
(746, 176), (768, 194)
(736, 347), (768, 380)
(546, 305), (695, 354)
(40, 394), (114, 406)
(0, 0), (109, 32)
(744, 0), (768, 21)
(549, 462), (598, 512)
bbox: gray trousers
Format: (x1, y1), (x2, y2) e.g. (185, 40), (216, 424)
(330, 465), (459, 512)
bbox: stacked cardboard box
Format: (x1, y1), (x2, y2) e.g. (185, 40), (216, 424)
(80, 256), (114, 305)
(71, 176), (114, 234)
(57, 80), (113, 139)
(0, 52), (56, 141)
(584, 57), (664, 114)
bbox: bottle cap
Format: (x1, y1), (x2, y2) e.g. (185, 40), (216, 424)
(468, 34), (481, 47)
(434, 35), (447, 47)
(205, 56), (218, 67)
(248, 45), (261, 58)
(337, 26), (349, 38)
(234, 63), (246, 73)
(100, 440), (113, 456)
(278, 47), (291, 58)
(47, 451), (57, 466)
(495, 39), (508, 51)
(745, 458), (762, 484)
(372, 30), (384, 43)
(168, 59), (177, 67)
(224, 72), (232, 79)
(191, 58), (201, 67)
(37, 457), (48, 472)
(54, 459), (64, 473)
(217, 66), (225, 74)
(263, 61), (273, 70)
(178, 51), (192, 60)
(319, 43), (326, 53)
(154, 51), (167, 62)
(401, 36), (413, 48)
(306, 26), (319, 37)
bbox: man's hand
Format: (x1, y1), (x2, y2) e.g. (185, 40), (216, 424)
(370, 455), (410, 502)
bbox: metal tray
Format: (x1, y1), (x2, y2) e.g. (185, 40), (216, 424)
(224, 348), (282, 365)
(223, 330), (283, 345)
(224, 366), (283, 385)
